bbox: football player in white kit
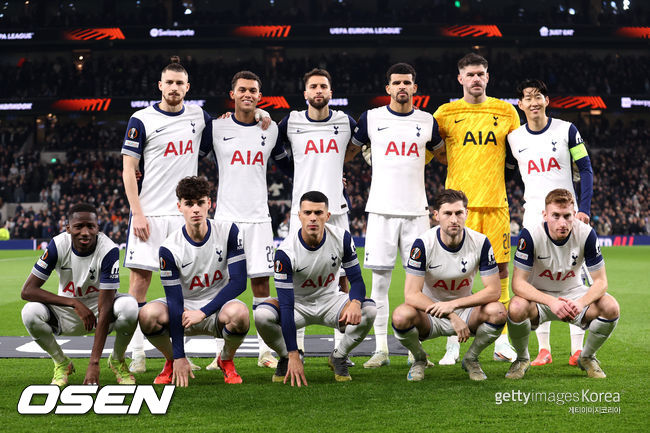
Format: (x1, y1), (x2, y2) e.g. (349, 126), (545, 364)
(138, 177), (249, 386)
(506, 79), (594, 367)
(347, 63), (443, 368)
(254, 191), (376, 385)
(121, 56), (212, 373)
(278, 68), (357, 362)
(207, 70), (291, 370)
(21, 203), (138, 386)
(505, 189), (619, 379)
(392, 189), (506, 381)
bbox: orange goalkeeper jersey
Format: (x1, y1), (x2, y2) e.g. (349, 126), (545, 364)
(434, 97), (520, 208)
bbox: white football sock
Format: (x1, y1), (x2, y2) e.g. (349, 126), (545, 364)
(370, 269), (392, 353)
(569, 324), (585, 354)
(581, 317), (618, 358)
(535, 320), (551, 352)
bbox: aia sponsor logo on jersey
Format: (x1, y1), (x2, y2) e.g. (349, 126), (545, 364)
(385, 141), (419, 157)
(231, 150), (264, 165)
(301, 272), (336, 288)
(189, 271), (224, 290)
(163, 140), (194, 157)
(305, 139), (339, 154)
(433, 278), (470, 291)
(538, 270), (576, 281)
(62, 281), (100, 297)
(462, 131), (497, 146)
(528, 157), (560, 174)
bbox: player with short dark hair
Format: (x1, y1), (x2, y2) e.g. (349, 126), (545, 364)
(278, 67), (357, 359)
(205, 70), (291, 370)
(21, 203), (138, 386)
(138, 176), (249, 386)
(432, 53), (520, 365)
(254, 191), (376, 385)
(347, 62), (443, 368)
(507, 78), (595, 367)
(392, 189), (506, 381)
(506, 189), (619, 379)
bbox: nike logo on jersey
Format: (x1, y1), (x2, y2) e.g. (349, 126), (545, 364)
(377, 127), (389, 131)
(537, 256), (550, 260)
(295, 266), (309, 272)
(155, 126), (167, 133)
(428, 265), (442, 269)
(454, 119), (465, 123)
(223, 137), (235, 141)
(518, 148), (528, 153)
(181, 261), (193, 268)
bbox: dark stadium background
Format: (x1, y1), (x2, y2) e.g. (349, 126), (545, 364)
(1, 0), (648, 246)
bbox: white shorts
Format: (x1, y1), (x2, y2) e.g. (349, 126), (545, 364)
(124, 214), (185, 271)
(289, 212), (350, 277)
(364, 213), (430, 270)
(45, 293), (135, 336)
(232, 221), (275, 278)
(289, 212), (350, 237)
(424, 307), (474, 339)
(535, 288), (590, 330)
(151, 298), (246, 337)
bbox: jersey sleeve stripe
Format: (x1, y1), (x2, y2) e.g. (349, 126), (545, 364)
(99, 282), (120, 290)
(162, 278), (181, 286)
(405, 268), (426, 277)
(274, 281), (293, 289)
(342, 258), (359, 268)
(227, 253), (245, 264)
(479, 267), (499, 277)
(31, 268), (49, 281)
(513, 261), (532, 272)
(121, 148), (141, 159)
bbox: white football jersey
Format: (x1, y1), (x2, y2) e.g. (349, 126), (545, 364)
(352, 106), (441, 216)
(279, 109), (355, 216)
(274, 224), (358, 301)
(210, 116), (284, 223)
(32, 232), (120, 306)
(514, 220), (603, 295)
(406, 226), (498, 302)
(507, 118), (582, 228)
(121, 104), (210, 216)
(159, 219), (245, 305)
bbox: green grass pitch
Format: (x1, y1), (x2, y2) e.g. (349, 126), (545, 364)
(1, 247), (648, 432)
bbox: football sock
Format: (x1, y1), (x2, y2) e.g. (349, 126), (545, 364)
(252, 304), (288, 358)
(336, 302), (377, 357)
(21, 302), (66, 364)
(465, 322), (503, 361)
(581, 317), (618, 358)
(221, 326), (246, 361)
(112, 296), (139, 361)
(446, 335), (460, 350)
(334, 327), (344, 350)
(393, 325), (426, 362)
(296, 327), (306, 352)
(253, 297), (275, 356)
(507, 316), (531, 361)
(499, 277), (510, 336)
(569, 324), (585, 354)
(370, 269), (392, 353)
(144, 330), (173, 360)
(535, 321), (552, 352)
(214, 338), (225, 357)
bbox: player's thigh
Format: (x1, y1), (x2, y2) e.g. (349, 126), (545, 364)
(468, 302), (506, 331)
(124, 215), (184, 271)
(398, 214), (430, 268)
(583, 293), (620, 322)
(239, 222), (275, 278)
(364, 213), (400, 270)
(49, 300), (99, 336)
(482, 208), (511, 264)
(424, 309), (471, 340)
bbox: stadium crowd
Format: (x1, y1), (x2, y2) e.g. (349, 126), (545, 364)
(1, 116), (648, 242)
(1, 0), (648, 29)
(4, 51), (649, 99)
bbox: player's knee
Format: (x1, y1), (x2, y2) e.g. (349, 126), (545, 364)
(391, 304), (416, 329)
(253, 303), (279, 327)
(114, 295), (138, 324)
(138, 304), (160, 333)
(21, 302), (49, 330)
(507, 296), (529, 322)
(598, 295), (620, 319)
(486, 301), (507, 325)
(362, 300), (377, 323)
(223, 301), (250, 330)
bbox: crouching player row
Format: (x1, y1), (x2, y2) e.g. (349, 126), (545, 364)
(139, 176), (250, 386)
(392, 189), (506, 381)
(21, 203), (138, 386)
(254, 191), (376, 386)
(505, 188), (619, 379)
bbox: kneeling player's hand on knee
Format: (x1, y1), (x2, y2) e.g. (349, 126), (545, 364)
(340, 301), (362, 326)
(559, 297), (582, 317)
(550, 299), (575, 321)
(173, 358), (195, 387)
(182, 310), (206, 328)
(450, 315), (470, 343)
(73, 301), (97, 331)
(426, 301), (456, 318)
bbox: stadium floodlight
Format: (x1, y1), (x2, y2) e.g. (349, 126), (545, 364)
(568, 7), (576, 14)
(454, 0), (461, 7)
(623, 0), (630, 10)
